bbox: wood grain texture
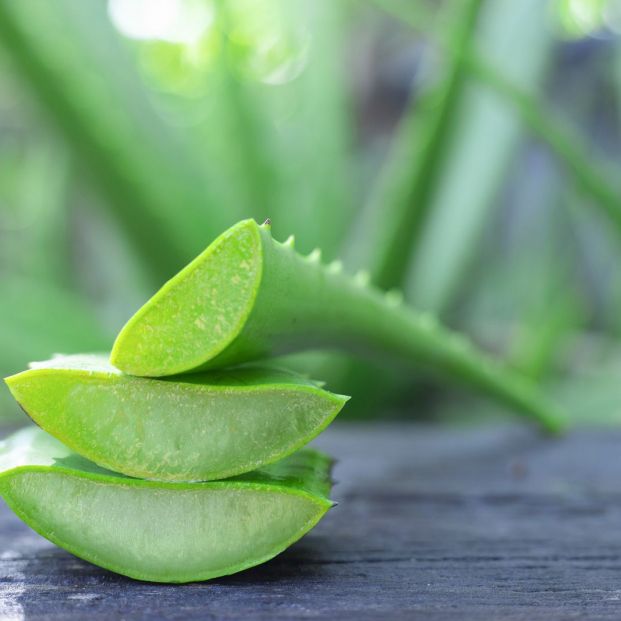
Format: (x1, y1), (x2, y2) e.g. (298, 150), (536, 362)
(1, 423), (621, 620)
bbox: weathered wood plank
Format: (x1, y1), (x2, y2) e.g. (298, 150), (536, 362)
(1, 423), (621, 620)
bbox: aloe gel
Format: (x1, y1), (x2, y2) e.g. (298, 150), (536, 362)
(111, 218), (563, 431)
(0, 427), (333, 583)
(4, 354), (347, 481)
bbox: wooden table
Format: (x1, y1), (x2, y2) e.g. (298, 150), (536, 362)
(1, 423), (621, 620)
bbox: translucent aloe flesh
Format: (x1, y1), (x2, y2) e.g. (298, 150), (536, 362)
(0, 427), (333, 583)
(5, 354), (347, 481)
(111, 219), (564, 432)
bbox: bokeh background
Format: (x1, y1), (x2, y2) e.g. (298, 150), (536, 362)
(2, 0), (621, 424)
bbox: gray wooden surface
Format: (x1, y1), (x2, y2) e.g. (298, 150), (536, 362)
(2, 423), (621, 620)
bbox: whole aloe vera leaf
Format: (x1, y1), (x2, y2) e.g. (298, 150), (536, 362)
(0, 427), (333, 583)
(111, 219), (564, 432)
(5, 354), (347, 482)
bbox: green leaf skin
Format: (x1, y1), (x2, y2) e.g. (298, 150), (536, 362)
(5, 355), (347, 482)
(0, 427), (333, 583)
(111, 219), (564, 432)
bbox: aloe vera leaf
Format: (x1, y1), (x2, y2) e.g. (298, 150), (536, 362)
(351, 0), (485, 291)
(111, 219), (564, 432)
(0, 427), (333, 583)
(406, 0), (552, 314)
(5, 354), (346, 482)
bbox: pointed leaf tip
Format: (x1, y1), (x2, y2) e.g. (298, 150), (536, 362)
(284, 234), (295, 248)
(262, 218), (272, 228)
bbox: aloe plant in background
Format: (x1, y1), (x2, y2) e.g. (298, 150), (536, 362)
(0, 0), (619, 426)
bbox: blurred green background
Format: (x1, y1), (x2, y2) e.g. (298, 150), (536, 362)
(2, 0), (621, 424)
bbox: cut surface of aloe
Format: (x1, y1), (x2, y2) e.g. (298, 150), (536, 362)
(0, 427), (333, 583)
(5, 354), (347, 481)
(110, 219), (563, 432)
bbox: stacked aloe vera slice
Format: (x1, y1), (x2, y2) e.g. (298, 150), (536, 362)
(2, 218), (563, 583)
(1, 221), (350, 583)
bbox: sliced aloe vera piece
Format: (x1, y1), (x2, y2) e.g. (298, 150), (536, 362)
(4, 354), (347, 481)
(110, 219), (563, 432)
(0, 427), (333, 583)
